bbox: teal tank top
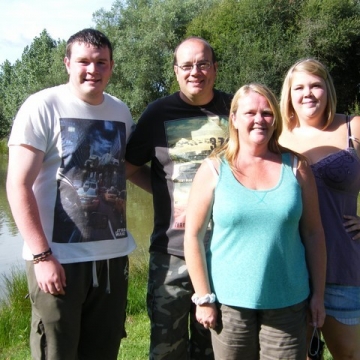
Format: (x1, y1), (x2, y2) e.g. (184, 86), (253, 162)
(208, 153), (310, 309)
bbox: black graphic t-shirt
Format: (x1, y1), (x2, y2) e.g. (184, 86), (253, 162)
(126, 90), (232, 256)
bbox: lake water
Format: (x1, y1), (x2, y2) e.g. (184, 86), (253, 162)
(0, 155), (154, 293)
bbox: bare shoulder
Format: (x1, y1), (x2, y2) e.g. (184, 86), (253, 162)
(296, 158), (315, 188)
(192, 158), (218, 184)
(206, 157), (221, 173)
(333, 113), (360, 133)
(278, 127), (293, 148)
(349, 114), (360, 137)
(348, 114), (360, 156)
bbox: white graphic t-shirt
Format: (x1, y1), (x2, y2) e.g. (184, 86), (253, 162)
(9, 84), (136, 263)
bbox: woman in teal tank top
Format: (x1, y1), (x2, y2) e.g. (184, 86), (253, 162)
(184, 83), (326, 359)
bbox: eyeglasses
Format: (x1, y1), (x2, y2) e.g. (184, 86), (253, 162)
(175, 61), (212, 72)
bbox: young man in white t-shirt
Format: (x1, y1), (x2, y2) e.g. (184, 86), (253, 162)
(6, 28), (146, 360)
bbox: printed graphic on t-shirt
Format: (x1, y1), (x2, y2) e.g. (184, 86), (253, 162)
(165, 115), (228, 230)
(53, 118), (127, 243)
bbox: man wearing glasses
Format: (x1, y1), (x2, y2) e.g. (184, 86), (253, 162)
(126, 37), (232, 359)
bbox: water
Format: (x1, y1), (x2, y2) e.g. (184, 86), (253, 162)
(0, 155), (154, 293)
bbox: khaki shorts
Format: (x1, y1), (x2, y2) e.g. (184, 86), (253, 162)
(211, 301), (307, 360)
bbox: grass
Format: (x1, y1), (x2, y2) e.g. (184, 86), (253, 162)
(0, 255), (150, 360)
(0, 254), (334, 360)
(0, 268), (31, 360)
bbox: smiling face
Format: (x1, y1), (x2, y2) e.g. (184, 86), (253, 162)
(174, 39), (217, 106)
(64, 42), (114, 105)
(232, 91), (275, 147)
(290, 71), (328, 123)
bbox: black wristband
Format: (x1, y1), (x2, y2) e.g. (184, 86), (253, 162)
(33, 248), (52, 264)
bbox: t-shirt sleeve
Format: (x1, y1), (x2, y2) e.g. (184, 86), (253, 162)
(8, 93), (50, 153)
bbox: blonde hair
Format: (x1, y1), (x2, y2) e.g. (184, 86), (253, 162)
(280, 58), (337, 130)
(211, 83), (284, 166)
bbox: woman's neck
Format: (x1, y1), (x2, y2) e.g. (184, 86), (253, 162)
(296, 114), (326, 130)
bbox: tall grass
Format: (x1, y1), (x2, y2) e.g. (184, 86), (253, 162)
(127, 249), (148, 315)
(0, 266), (31, 359)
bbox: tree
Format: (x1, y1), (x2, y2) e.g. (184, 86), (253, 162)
(1, 0), (360, 139)
(0, 60), (14, 137)
(13, 30), (67, 96)
(294, 0), (360, 112)
(94, 0), (220, 119)
(0, 30), (67, 137)
(186, 0), (360, 112)
(186, 0), (303, 96)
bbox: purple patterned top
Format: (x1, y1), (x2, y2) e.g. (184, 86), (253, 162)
(311, 118), (360, 286)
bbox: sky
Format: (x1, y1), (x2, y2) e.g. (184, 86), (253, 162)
(0, 0), (115, 65)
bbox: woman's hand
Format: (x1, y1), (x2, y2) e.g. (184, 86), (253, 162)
(309, 293), (326, 328)
(343, 214), (360, 240)
(196, 303), (217, 329)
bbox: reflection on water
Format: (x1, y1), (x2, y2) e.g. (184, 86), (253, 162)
(0, 155), (154, 281)
(0, 155), (24, 282)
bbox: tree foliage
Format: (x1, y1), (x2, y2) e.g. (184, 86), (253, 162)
(295, 0), (360, 111)
(1, 0), (360, 138)
(186, 0), (360, 112)
(0, 30), (67, 138)
(94, 0), (220, 119)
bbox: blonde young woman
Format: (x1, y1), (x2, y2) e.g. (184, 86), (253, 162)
(184, 83), (326, 359)
(280, 59), (360, 360)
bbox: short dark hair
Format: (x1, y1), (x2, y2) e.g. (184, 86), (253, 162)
(173, 36), (217, 66)
(66, 28), (113, 61)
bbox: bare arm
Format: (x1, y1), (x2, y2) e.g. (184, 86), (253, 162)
(349, 115), (360, 158)
(7, 145), (66, 295)
(297, 160), (326, 328)
(343, 115), (360, 239)
(125, 161), (152, 194)
(184, 160), (217, 329)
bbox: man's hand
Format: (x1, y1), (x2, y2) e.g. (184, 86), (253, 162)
(34, 256), (66, 295)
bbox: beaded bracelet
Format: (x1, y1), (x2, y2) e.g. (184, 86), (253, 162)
(33, 248), (52, 264)
(191, 293), (216, 305)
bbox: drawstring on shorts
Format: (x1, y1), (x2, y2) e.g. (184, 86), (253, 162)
(91, 260), (111, 294)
